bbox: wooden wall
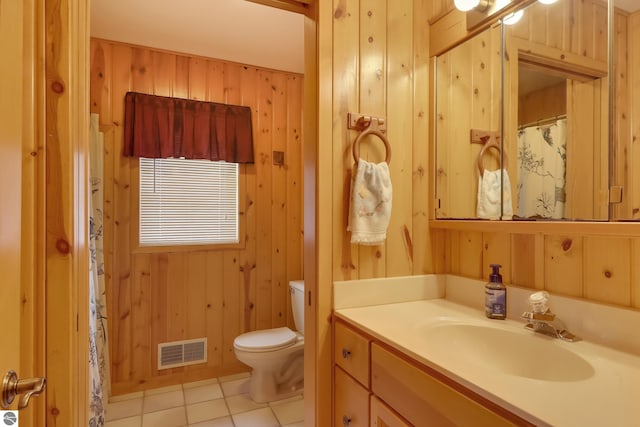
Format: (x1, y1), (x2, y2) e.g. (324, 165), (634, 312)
(323, 0), (434, 283)
(443, 231), (640, 309)
(508, 0), (608, 63)
(90, 38), (304, 394)
(518, 82), (566, 126)
(315, 1), (435, 425)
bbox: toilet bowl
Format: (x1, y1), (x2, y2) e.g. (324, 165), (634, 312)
(233, 280), (304, 403)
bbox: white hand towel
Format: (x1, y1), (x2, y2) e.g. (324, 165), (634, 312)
(348, 159), (393, 245)
(477, 168), (513, 220)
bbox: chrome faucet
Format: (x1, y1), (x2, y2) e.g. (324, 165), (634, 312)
(521, 310), (578, 341)
(521, 292), (578, 342)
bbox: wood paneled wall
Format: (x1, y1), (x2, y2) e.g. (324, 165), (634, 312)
(324, 0), (434, 283)
(518, 82), (566, 126)
(314, 1), (639, 424)
(443, 230), (640, 309)
(508, 0), (608, 64)
(90, 38), (304, 394)
(315, 1), (435, 425)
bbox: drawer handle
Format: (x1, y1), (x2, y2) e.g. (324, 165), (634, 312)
(342, 415), (352, 426)
(342, 348), (351, 359)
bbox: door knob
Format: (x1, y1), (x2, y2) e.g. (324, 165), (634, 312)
(2, 370), (46, 409)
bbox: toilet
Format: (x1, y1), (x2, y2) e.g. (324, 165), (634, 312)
(233, 280), (304, 403)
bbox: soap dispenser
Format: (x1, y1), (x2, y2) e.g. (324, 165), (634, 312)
(485, 264), (506, 319)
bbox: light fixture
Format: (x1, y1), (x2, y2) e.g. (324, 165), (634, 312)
(502, 9), (524, 25)
(454, 0), (492, 13)
(538, 0), (558, 4)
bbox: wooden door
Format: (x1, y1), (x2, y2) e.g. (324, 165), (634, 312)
(1, 0), (90, 425)
(0, 0), (45, 423)
(0, 0), (26, 385)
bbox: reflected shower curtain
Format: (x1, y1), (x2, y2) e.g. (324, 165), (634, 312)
(517, 118), (567, 219)
(89, 113), (110, 426)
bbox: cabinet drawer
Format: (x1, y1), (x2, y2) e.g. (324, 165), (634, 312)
(335, 366), (370, 427)
(335, 321), (370, 387)
(370, 395), (411, 427)
(371, 343), (517, 427)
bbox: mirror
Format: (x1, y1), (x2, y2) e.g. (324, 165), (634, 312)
(435, 0), (612, 221)
(504, 0), (609, 221)
(435, 24), (503, 219)
(611, 1), (640, 220)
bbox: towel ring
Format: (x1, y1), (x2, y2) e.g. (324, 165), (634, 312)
(352, 118), (391, 165)
(477, 139), (507, 175)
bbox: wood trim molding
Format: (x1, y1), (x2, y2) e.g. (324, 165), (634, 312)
(45, 0), (90, 424)
(430, 219), (640, 236)
(512, 38), (608, 80)
(245, 0), (314, 16)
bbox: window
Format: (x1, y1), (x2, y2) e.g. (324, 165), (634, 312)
(139, 157), (239, 246)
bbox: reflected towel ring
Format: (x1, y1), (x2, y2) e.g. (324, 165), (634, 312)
(352, 118), (391, 165)
(477, 139), (507, 175)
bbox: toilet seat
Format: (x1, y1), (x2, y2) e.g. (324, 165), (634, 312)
(234, 327), (298, 353)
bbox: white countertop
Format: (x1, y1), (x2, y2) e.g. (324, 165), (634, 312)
(334, 276), (640, 427)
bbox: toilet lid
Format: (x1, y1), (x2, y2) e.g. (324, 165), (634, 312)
(234, 327), (297, 352)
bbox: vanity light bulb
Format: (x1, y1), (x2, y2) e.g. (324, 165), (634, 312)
(538, 0), (558, 4)
(503, 9), (524, 25)
(454, 0), (481, 12)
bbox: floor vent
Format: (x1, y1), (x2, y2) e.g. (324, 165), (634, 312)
(158, 338), (207, 370)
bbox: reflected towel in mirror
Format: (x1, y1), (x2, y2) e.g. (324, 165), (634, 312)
(477, 169), (513, 220)
(348, 159), (393, 245)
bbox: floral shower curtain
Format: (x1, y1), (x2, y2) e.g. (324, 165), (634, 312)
(516, 118), (567, 219)
(89, 113), (110, 426)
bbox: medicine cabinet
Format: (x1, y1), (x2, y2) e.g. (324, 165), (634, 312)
(434, 0), (638, 222)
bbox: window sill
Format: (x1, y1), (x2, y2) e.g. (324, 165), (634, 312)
(132, 240), (245, 254)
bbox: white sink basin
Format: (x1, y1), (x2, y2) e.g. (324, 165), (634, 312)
(336, 297), (640, 426)
(423, 323), (595, 382)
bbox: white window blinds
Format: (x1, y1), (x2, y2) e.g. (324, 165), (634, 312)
(139, 158), (239, 246)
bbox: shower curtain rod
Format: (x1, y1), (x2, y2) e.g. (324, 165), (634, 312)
(518, 114), (566, 130)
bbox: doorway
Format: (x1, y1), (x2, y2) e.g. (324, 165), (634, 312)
(92, 2), (315, 424)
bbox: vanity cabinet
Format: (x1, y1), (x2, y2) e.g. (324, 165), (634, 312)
(334, 320), (370, 386)
(371, 343), (515, 427)
(334, 321), (371, 426)
(370, 396), (410, 427)
(333, 317), (530, 427)
(335, 366), (370, 427)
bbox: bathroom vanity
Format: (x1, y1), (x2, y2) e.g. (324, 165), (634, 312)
(333, 318), (525, 426)
(332, 275), (640, 427)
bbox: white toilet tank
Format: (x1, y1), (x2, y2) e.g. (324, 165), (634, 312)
(289, 280), (304, 334)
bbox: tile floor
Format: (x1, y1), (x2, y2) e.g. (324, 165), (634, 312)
(104, 372), (304, 427)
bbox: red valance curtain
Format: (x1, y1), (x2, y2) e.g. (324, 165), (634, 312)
(123, 92), (254, 163)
